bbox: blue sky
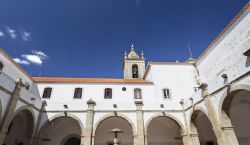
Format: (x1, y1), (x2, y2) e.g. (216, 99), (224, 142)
(0, 0), (248, 78)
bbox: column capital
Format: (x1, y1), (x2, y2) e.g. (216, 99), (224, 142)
(15, 78), (26, 89)
(199, 83), (210, 98)
(87, 99), (96, 105)
(199, 83), (208, 91)
(87, 99), (95, 111)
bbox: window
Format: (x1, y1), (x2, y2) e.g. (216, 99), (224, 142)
(42, 87), (52, 98)
(134, 88), (142, 99)
(132, 64), (139, 78)
(0, 61), (3, 71)
(74, 88), (82, 99)
(104, 88), (112, 99)
(163, 88), (171, 99)
(25, 83), (30, 90)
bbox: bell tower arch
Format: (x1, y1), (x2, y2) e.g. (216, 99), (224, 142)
(123, 44), (145, 79)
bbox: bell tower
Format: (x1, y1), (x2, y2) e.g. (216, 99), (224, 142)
(123, 44), (145, 79)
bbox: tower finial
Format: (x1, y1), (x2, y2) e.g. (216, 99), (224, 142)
(141, 51), (144, 59)
(131, 44), (135, 51)
(124, 51), (127, 58)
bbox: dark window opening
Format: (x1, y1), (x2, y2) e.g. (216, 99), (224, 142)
(0, 61), (3, 71)
(74, 88), (82, 99)
(134, 88), (142, 99)
(163, 89), (171, 99)
(42, 87), (52, 98)
(104, 88), (112, 99)
(25, 83), (30, 90)
(132, 64), (139, 78)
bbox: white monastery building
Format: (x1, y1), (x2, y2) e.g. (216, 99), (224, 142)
(0, 2), (250, 145)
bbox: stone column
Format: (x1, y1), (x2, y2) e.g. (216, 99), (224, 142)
(200, 83), (239, 145)
(0, 79), (26, 145)
(31, 101), (47, 145)
(135, 100), (145, 145)
(83, 99), (95, 145)
(179, 99), (194, 145)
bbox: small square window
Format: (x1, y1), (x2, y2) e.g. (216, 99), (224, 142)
(42, 87), (52, 98)
(104, 88), (112, 99)
(74, 88), (82, 99)
(134, 88), (142, 99)
(163, 88), (171, 99)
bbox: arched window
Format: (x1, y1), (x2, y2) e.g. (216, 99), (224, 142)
(134, 88), (142, 99)
(104, 88), (112, 99)
(163, 88), (171, 99)
(132, 64), (139, 78)
(42, 87), (52, 98)
(74, 88), (82, 99)
(0, 61), (3, 71)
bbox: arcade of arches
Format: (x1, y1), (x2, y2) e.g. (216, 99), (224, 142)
(0, 89), (250, 145)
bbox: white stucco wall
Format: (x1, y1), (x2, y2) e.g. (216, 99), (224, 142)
(197, 7), (250, 93)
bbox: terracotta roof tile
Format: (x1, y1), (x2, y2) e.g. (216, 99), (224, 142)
(32, 77), (153, 84)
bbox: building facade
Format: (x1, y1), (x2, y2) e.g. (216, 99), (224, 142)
(0, 2), (250, 145)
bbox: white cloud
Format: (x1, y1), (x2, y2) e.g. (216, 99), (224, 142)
(13, 58), (30, 65)
(21, 50), (48, 65)
(22, 54), (43, 65)
(5, 26), (17, 39)
(32, 50), (48, 59)
(14, 50), (48, 66)
(21, 31), (31, 41)
(0, 30), (4, 37)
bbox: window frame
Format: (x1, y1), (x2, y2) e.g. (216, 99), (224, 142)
(42, 87), (52, 99)
(74, 88), (83, 99)
(104, 88), (112, 99)
(134, 88), (142, 99)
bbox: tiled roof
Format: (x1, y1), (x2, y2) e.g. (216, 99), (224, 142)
(32, 77), (153, 84)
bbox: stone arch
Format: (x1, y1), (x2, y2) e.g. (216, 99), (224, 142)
(218, 84), (250, 144)
(145, 112), (186, 135)
(146, 112), (186, 145)
(12, 105), (36, 126)
(36, 112), (84, 145)
(60, 133), (81, 145)
(189, 107), (208, 132)
(218, 84), (250, 120)
(93, 112), (137, 136)
(190, 107), (218, 145)
(38, 112), (84, 136)
(3, 105), (35, 145)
